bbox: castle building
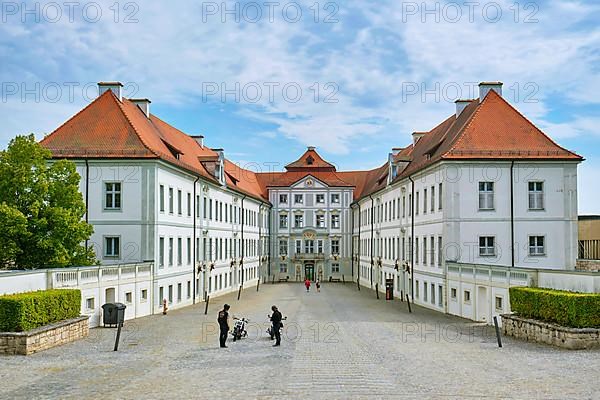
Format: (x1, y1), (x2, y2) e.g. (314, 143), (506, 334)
(39, 81), (582, 323)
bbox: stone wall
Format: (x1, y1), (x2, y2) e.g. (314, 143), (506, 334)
(501, 314), (600, 350)
(0, 316), (89, 355)
(576, 259), (600, 272)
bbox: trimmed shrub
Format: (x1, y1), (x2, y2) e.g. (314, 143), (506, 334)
(0, 289), (81, 332)
(510, 287), (600, 329)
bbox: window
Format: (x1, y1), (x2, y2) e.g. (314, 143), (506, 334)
(187, 193), (191, 217)
(415, 192), (419, 215)
(316, 214), (326, 228)
(402, 195), (406, 217)
(332, 263), (340, 273)
(125, 292), (133, 304)
(279, 264), (287, 273)
(331, 193), (340, 203)
(294, 194), (303, 204)
(431, 186), (435, 212)
(168, 285), (173, 303)
(431, 283), (435, 305)
(529, 236), (545, 256)
(294, 214), (304, 228)
(295, 240), (302, 254)
(187, 237), (191, 265)
(159, 185), (165, 212)
(169, 238), (174, 266)
(423, 237), (427, 265)
(451, 287), (457, 300)
(478, 182), (494, 210)
(464, 290), (471, 303)
(279, 240), (288, 255)
(423, 188), (427, 213)
(438, 236), (442, 266)
(105, 236), (120, 258)
(141, 289), (148, 302)
(423, 281), (428, 301)
(479, 236), (495, 256)
(177, 283), (182, 302)
(86, 297), (95, 310)
(105, 182), (121, 210)
(279, 194), (288, 204)
(159, 237), (165, 267)
(415, 237), (419, 264)
(416, 280), (420, 298)
(187, 281), (191, 299)
(316, 194), (325, 203)
(438, 183), (443, 210)
(169, 188), (174, 214)
(438, 285), (443, 307)
(304, 240), (314, 254)
(177, 238), (182, 265)
(331, 214), (340, 228)
(317, 240), (323, 253)
(495, 296), (503, 311)
(159, 286), (164, 304)
(528, 182), (544, 210)
(430, 236), (435, 265)
(331, 239), (340, 255)
(279, 214), (288, 229)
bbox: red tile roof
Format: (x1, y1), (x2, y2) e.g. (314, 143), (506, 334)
(41, 86), (582, 205)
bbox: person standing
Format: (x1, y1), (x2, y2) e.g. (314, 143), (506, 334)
(316, 279), (321, 293)
(270, 305), (282, 347)
(304, 278), (311, 292)
(217, 304), (230, 348)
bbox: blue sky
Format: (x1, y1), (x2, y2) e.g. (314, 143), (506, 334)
(1, 0), (599, 212)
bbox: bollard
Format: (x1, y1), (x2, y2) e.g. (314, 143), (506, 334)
(342, 275), (345, 283)
(257, 279), (260, 292)
(375, 284), (380, 300)
(493, 316), (503, 348)
(400, 290), (404, 302)
(406, 294), (412, 313)
(204, 295), (210, 315)
(272, 275), (275, 284)
(357, 279), (360, 291)
(237, 284), (242, 300)
(113, 321), (123, 351)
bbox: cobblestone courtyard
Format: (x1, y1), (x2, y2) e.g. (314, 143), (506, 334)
(1, 283), (599, 399)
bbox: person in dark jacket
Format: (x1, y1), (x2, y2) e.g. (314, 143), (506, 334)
(217, 304), (230, 348)
(270, 305), (282, 347)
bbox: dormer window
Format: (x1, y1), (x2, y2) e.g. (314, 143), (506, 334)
(306, 155), (314, 165)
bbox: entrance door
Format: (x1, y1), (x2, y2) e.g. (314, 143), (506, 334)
(305, 265), (314, 281)
(477, 286), (488, 322)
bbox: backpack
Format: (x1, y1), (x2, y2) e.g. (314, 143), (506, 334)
(217, 310), (227, 324)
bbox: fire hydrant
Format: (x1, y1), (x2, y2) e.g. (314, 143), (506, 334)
(162, 298), (168, 315)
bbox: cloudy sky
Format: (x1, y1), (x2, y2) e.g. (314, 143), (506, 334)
(1, 0), (599, 212)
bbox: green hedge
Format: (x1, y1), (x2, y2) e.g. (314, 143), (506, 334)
(0, 289), (81, 332)
(509, 287), (600, 329)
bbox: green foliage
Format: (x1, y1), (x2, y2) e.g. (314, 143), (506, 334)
(0, 289), (81, 332)
(0, 134), (95, 269)
(510, 287), (600, 328)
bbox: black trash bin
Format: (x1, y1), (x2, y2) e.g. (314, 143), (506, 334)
(385, 278), (394, 300)
(102, 302), (126, 327)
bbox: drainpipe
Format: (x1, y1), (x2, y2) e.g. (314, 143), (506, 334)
(369, 195), (375, 287)
(357, 203), (362, 284)
(192, 175), (200, 304)
(510, 161), (515, 268)
(267, 204), (272, 277)
(350, 204), (355, 279)
(84, 159), (90, 251)
(408, 175), (415, 301)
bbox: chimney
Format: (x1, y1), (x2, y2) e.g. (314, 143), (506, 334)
(412, 132), (426, 146)
(307, 146), (316, 151)
(478, 81), (503, 102)
(190, 135), (204, 148)
(98, 82), (123, 101)
(391, 147), (403, 156)
(454, 99), (471, 118)
(130, 98), (151, 118)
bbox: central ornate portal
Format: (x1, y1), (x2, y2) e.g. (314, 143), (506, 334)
(304, 264), (315, 281)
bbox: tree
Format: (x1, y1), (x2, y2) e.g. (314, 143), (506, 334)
(0, 134), (95, 269)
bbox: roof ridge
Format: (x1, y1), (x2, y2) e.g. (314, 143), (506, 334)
(113, 95), (161, 158)
(441, 96), (485, 158)
(41, 90), (114, 145)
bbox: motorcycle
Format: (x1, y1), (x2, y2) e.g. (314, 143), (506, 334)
(231, 317), (249, 342)
(266, 315), (287, 340)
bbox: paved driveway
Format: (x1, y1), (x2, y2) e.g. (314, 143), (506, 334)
(1, 283), (599, 399)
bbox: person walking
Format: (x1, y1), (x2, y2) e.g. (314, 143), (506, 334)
(217, 304), (230, 348)
(316, 279), (321, 293)
(270, 305), (282, 347)
(304, 278), (311, 292)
